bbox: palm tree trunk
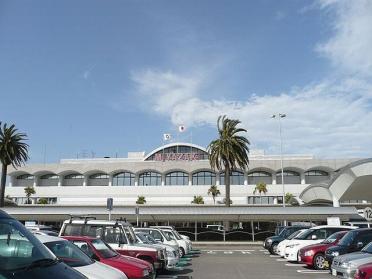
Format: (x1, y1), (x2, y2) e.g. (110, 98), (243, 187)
(225, 166), (230, 207)
(0, 164), (8, 208)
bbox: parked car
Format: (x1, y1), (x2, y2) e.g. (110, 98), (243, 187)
(284, 225), (355, 262)
(298, 230), (348, 269)
(0, 210), (86, 279)
(134, 227), (179, 251)
(152, 226), (192, 253)
(36, 234), (127, 279)
(135, 232), (179, 270)
(277, 229), (308, 257)
(151, 226), (191, 257)
(59, 217), (167, 271)
(264, 226), (310, 254)
(331, 242), (372, 278)
(326, 228), (372, 266)
(63, 236), (155, 279)
(32, 230), (59, 236)
(354, 262), (372, 279)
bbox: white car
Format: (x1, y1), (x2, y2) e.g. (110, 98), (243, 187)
(277, 229), (308, 257)
(134, 227), (179, 251)
(284, 225), (356, 262)
(152, 227), (190, 257)
(36, 235), (128, 279)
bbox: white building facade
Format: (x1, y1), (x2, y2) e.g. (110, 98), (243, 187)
(4, 142), (361, 207)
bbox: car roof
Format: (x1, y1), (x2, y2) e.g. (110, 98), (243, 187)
(62, 236), (96, 241)
(63, 219), (132, 226)
(35, 234), (66, 243)
(310, 225), (357, 229)
(0, 210), (13, 219)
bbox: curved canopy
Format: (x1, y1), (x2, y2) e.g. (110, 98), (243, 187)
(300, 158), (372, 205)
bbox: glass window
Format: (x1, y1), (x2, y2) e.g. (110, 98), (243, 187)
(138, 171), (161, 186)
(44, 240), (93, 267)
(220, 171), (244, 185)
(40, 174), (59, 179)
(305, 170), (330, 184)
(65, 174), (84, 179)
(165, 172), (189, 185)
(72, 241), (95, 258)
(103, 226), (127, 244)
(39, 174), (59, 186)
(62, 224), (84, 236)
(0, 219), (56, 271)
(112, 172), (135, 186)
(16, 174), (34, 180)
(63, 173), (84, 186)
(88, 173), (109, 186)
(247, 171), (272, 185)
(192, 171), (216, 185)
(90, 239), (118, 258)
(276, 171), (301, 184)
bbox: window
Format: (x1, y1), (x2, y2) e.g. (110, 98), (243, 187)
(276, 171), (301, 184)
(88, 173), (109, 186)
(138, 171), (161, 186)
(247, 196), (281, 205)
(112, 172), (135, 186)
(220, 171), (244, 185)
(64, 173), (84, 186)
(40, 174), (59, 186)
(14, 174), (34, 187)
(192, 171), (216, 185)
(165, 172), (189, 185)
(247, 171), (272, 185)
(72, 241), (95, 258)
(304, 170), (330, 184)
(17, 174), (34, 180)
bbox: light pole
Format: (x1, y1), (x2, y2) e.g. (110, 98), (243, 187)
(271, 113), (286, 225)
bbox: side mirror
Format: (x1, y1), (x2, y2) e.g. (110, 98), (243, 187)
(357, 242), (364, 249)
(91, 254), (100, 261)
(311, 235), (317, 240)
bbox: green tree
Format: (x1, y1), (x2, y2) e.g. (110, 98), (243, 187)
(207, 185), (221, 204)
(0, 122), (29, 207)
(285, 192), (294, 204)
(24, 186), (35, 204)
(208, 115), (250, 207)
(253, 182), (268, 204)
(136, 196), (146, 205)
(191, 195), (204, 204)
(37, 198), (48, 205)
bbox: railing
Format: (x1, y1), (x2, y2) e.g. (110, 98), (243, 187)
(177, 229), (275, 241)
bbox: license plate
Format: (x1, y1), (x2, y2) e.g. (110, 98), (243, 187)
(324, 261), (329, 268)
(332, 269), (337, 276)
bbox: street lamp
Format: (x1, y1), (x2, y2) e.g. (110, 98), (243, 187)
(271, 113), (286, 225)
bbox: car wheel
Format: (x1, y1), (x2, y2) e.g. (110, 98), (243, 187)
(179, 247), (185, 257)
(313, 253), (326, 270)
(269, 243), (278, 255)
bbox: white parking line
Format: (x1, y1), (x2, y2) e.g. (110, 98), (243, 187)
(201, 250), (255, 252)
(297, 270), (330, 274)
(269, 255), (280, 258)
(224, 251), (233, 254)
(276, 258), (288, 262)
(285, 263), (306, 267)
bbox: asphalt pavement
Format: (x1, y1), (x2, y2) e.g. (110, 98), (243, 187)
(158, 245), (335, 279)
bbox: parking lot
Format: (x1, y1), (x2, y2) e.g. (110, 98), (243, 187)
(160, 245), (334, 279)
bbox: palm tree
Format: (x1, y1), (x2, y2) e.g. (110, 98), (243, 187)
(285, 192), (294, 204)
(24, 186), (35, 204)
(37, 197), (48, 205)
(253, 182), (268, 204)
(191, 195), (204, 204)
(208, 115), (250, 207)
(0, 122), (29, 207)
(208, 185), (221, 204)
(136, 195), (146, 205)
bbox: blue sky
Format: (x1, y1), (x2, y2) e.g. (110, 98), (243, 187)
(1, 0), (372, 162)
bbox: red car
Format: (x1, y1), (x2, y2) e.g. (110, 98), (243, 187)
(355, 263), (372, 279)
(298, 231), (348, 270)
(63, 236), (155, 279)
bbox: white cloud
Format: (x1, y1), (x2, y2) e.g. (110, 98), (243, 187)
(316, 0), (372, 77)
(132, 69), (372, 158)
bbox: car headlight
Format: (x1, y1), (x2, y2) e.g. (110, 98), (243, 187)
(266, 239), (273, 244)
(331, 251), (339, 257)
(304, 250), (314, 257)
(143, 269), (149, 277)
(341, 262), (352, 269)
(166, 250), (173, 257)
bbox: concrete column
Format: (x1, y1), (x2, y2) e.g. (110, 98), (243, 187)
(33, 176), (38, 187)
(244, 172), (248, 186)
(161, 174), (165, 186)
(189, 173), (192, 186)
(300, 172), (306, 184)
(8, 176), (13, 187)
(332, 195), (340, 207)
(135, 174), (138, 186)
(108, 174), (113, 186)
(58, 176), (63, 187)
(272, 173), (276, 185)
(83, 175), (88, 186)
(216, 173), (220, 186)
(273, 197), (278, 205)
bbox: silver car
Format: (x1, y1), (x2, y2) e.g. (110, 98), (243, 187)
(331, 242), (372, 278)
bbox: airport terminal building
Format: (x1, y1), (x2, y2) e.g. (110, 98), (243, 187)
(4, 142), (366, 207)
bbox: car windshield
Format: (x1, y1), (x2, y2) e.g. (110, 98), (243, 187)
(163, 230), (176, 240)
(91, 239), (118, 259)
(44, 240), (94, 267)
(287, 230), (302, 240)
(294, 229), (315, 240)
(338, 231), (357, 247)
(160, 230), (171, 241)
(362, 242), (372, 253)
(322, 232), (344, 244)
(136, 233), (151, 244)
(171, 230), (182, 240)
(0, 219), (56, 272)
(123, 225), (138, 244)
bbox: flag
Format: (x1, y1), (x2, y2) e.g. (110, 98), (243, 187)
(163, 133), (171, 141)
(178, 125), (186, 132)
